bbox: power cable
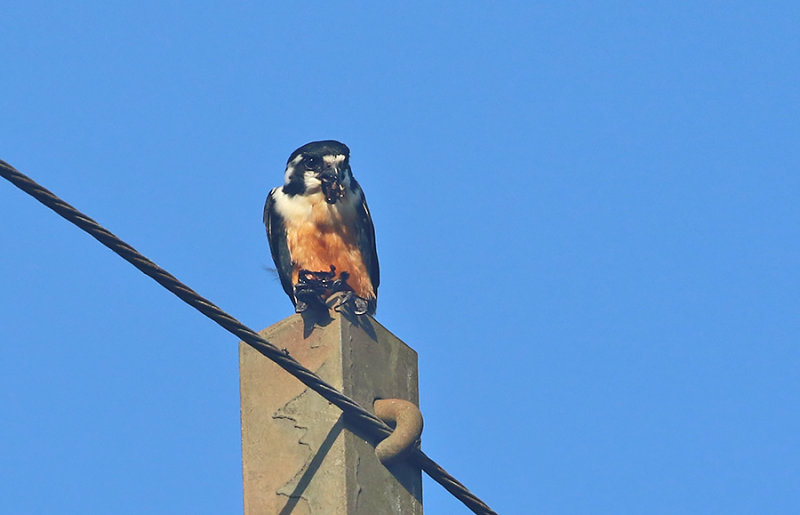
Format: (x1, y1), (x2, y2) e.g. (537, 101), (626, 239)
(0, 159), (498, 515)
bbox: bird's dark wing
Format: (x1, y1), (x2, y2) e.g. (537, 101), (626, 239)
(263, 189), (295, 303)
(353, 180), (380, 294)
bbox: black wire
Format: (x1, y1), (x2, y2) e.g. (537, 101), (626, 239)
(0, 159), (498, 515)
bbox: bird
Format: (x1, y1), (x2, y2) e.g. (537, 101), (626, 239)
(263, 140), (380, 315)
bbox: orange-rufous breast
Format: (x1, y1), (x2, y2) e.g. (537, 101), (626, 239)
(278, 189), (375, 300)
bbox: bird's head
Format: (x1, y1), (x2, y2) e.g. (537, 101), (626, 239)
(282, 140), (353, 204)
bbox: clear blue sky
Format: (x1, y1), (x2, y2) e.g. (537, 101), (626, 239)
(1, 2), (798, 514)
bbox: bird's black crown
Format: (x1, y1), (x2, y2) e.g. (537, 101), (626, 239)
(287, 140), (350, 163)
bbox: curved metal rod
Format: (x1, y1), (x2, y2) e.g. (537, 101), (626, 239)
(374, 398), (424, 463)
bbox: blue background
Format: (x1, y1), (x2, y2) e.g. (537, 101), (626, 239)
(1, 2), (798, 513)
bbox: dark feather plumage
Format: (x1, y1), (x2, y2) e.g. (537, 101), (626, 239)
(263, 189), (295, 302)
(351, 178), (380, 294)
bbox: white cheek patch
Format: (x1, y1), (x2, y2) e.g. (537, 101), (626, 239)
(282, 155), (305, 184)
(283, 164), (295, 185)
(303, 172), (322, 192)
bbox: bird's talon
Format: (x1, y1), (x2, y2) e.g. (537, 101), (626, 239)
(333, 291), (354, 312)
(353, 297), (369, 315)
(331, 291), (369, 315)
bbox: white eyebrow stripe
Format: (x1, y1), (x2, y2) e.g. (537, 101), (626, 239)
(322, 154), (346, 166)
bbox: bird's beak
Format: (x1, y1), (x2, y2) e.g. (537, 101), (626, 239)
(320, 167), (344, 204)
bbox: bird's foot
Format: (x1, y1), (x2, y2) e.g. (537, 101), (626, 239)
(353, 296), (369, 315)
(295, 266), (338, 312)
(294, 299), (310, 313)
(330, 271), (352, 293)
(333, 291), (370, 316)
(296, 266), (365, 314)
(294, 289), (326, 313)
(294, 281), (326, 313)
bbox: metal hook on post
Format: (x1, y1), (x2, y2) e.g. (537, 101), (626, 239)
(374, 398), (424, 464)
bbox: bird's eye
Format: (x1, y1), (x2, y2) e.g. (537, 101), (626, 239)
(304, 156), (319, 170)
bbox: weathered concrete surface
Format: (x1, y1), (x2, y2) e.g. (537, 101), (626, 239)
(239, 309), (422, 514)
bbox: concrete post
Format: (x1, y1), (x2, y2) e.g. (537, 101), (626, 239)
(239, 309), (422, 514)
